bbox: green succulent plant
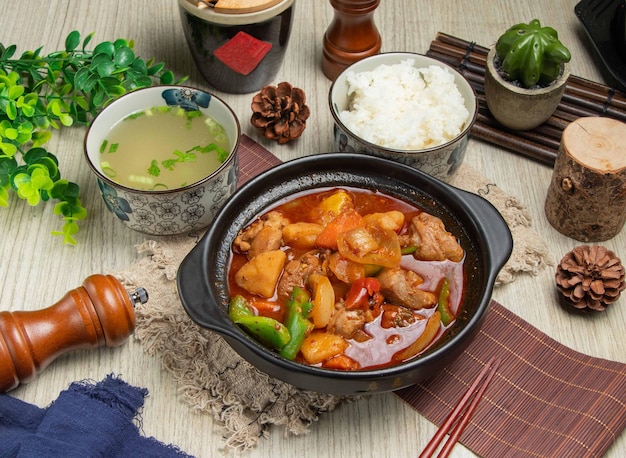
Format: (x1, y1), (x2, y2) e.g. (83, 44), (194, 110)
(495, 19), (571, 88)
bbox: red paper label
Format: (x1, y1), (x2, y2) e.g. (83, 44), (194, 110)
(214, 31), (273, 76)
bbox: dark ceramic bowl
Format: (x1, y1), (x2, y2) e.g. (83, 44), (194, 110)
(177, 153), (512, 394)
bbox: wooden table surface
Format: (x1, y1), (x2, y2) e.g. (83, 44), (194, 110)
(2, 1), (625, 456)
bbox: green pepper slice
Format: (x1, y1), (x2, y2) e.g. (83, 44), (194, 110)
(229, 295), (254, 321)
(279, 287), (314, 360)
(401, 246), (418, 255)
(437, 278), (454, 326)
(229, 295), (290, 350)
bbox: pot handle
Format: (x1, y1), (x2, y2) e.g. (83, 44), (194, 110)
(176, 243), (241, 341)
(456, 188), (514, 272)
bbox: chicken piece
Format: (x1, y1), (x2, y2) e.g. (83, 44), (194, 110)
(404, 213), (464, 262)
(276, 250), (323, 300)
(380, 304), (418, 328)
(327, 296), (377, 339)
(327, 306), (366, 339)
(377, 268), (437, 310)
(233, 211), (290, 254)
(341, 226), (380, 256)
(248, 226), (283, 259)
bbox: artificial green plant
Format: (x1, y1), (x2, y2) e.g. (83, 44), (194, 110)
(0, 31), (185, 244)
(495, 19), (572, 88)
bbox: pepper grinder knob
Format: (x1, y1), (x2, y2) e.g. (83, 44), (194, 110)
(322, 0), (382, 80)
(0, 274), (148, 392)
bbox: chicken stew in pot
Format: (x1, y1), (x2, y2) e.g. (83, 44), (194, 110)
(227, 187), (466, 370)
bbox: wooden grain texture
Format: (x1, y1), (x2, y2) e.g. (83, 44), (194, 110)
(1, 1), (625, 457)
(322, 0), (382, 80)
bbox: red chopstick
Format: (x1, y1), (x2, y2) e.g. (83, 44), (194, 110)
(419, 356), (501, 458)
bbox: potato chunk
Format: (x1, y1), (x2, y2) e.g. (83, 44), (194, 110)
(235, 250), (286, 298)
(300, 331), (349, 365)
(282, 222), (324, 249)
(308, 274), (335, 328)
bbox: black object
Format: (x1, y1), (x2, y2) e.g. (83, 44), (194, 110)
(178, 3), (294, 94)
(575, 0), (626, 92)
(177, 154), (513, 395)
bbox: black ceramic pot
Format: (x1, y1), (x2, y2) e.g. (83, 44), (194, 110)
(177, 153), (512, 395)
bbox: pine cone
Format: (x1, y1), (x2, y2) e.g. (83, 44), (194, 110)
(555, 245), (625, 311)
(251, 82), (310, 144)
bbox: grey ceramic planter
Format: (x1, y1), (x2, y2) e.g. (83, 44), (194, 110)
(484, 47), (570, 131)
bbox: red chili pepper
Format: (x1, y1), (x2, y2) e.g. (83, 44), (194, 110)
(344, 277), (381, 310)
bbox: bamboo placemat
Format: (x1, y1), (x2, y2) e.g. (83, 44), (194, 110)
(427, 32), (626, 166)
(395, 300), (626, 457)
(236, 134), (282, 185)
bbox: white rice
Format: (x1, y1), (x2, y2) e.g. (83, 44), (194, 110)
(339, 59), (470, 150)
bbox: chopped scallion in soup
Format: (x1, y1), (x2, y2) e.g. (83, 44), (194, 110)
(99, 106), (230, 190)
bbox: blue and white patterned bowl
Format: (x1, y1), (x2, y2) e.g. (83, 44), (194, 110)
(84, 86), (240, 235)
(329, 53), (477, 182)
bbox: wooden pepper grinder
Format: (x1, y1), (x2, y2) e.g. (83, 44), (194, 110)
(322, 0), (382, 80)
(0, 274), (148, 392)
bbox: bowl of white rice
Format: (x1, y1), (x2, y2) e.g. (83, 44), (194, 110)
(329, 53), (477, 181)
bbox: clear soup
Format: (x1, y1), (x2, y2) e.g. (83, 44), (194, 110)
(99, 106), (230, 190)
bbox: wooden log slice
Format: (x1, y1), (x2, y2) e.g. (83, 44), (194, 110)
(545, 117), (626, 241)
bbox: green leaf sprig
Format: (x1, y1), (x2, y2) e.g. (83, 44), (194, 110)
(0, 30), (187, 244)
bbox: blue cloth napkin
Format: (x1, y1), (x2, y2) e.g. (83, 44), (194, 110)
(0, 374), (192, 457)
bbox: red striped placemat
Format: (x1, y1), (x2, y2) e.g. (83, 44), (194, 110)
(237, 134), (282, 186)
(396, 300), (626, 457)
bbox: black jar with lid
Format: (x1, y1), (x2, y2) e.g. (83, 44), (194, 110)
(178, 0), (295, 94)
